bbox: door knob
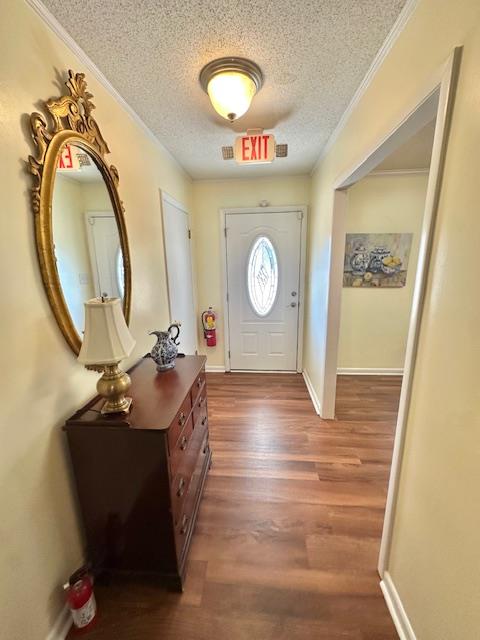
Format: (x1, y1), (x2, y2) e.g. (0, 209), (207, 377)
(291, 291), (297, 297)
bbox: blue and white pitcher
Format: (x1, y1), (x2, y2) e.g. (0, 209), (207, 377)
(149, 324), (181, 371)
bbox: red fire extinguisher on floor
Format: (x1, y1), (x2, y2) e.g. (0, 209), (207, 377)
(64, 565), (97, 632)
(202, 306), (217, 347)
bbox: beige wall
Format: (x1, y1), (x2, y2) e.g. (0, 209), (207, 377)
(305, 1), (480, 637)
(81, 179), (112, 210)
(53, 175), (95, 332)
(191, 176), (310, 367)
(337, 173), (428, 370)
(0, 1), (192, 638)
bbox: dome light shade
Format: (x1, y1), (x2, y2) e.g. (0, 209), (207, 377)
(200, 57), (263, 122)
(207, 72), (256, 121)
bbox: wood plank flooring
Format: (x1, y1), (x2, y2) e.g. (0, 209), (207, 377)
(71, 373), (401, 639)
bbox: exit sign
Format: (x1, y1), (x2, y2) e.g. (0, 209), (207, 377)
(234, 132), (275, 164)
(57, 144), (80, 171)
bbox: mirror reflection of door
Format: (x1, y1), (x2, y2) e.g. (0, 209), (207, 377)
(85, 213), (123, 300)
(52, 144), (125, 336)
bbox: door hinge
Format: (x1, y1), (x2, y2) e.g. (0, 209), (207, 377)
(188, 228), (191, 239)
(297, 210), (304, 221)
(226, 292), (229, 302)
(228, 350), (231, 359)
(224, 227), (227, 237)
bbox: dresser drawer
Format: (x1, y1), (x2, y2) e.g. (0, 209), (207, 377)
(169, 415), (194, 478)
(170, 411), (208, 523)
(191, 369), (206, 403)
(174, 431), (210, 560)
(192, 384), (208, 428)
(167, 394), (193, 452)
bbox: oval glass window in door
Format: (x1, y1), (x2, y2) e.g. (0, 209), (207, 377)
(247, 236), (279, 316)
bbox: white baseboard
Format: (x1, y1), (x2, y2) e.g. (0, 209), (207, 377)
(302, 369), (321, 416)
(205, 364), (226, 373)
(46, 604), (71, 640)
(337, 367), (404, 376)
(380, 572), (417, 640)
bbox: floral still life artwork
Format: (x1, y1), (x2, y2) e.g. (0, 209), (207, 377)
(343, 233), (413, 288)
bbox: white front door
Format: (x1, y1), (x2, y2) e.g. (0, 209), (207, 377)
(226, 210), (303, 371)
(162, 194), (197, 355)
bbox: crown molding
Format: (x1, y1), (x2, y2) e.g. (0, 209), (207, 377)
(311, 0), (419, 175)
(24, 0), (192, 182)
(192, 173), (310, 185)
(369, 168), (430, 176)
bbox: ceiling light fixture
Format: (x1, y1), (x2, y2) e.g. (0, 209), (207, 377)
(199, 57), (263, 123)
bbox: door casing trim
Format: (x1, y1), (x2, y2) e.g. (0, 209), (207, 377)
(220, 205), (308, 373)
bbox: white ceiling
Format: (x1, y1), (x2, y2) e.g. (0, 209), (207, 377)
(43, 0), (407, 179)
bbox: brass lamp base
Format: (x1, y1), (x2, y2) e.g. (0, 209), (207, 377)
(97, 362), (133, 414)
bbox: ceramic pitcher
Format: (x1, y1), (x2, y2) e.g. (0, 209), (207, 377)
(149, 324), (181, 371)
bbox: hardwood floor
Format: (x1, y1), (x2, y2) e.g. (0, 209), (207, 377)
(70, 373), (401, 639)
(335, 374), (402, 422)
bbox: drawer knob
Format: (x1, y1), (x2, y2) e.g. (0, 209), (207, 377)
(196, 377), (202, 387)
(180, 514), (189, 534)
(201, 416), (207, 426)
(177, 477), (186, 497)
(178, 412), (186, 427)
(180, 435), (188, 451)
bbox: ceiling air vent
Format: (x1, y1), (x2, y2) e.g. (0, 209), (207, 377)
(77, 152), (92, 166)
(222, 146), (234, 160)
(275, 144), (288, 158)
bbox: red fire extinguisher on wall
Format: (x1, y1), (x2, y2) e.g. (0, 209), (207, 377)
(64, 565), (97, 632)
(202, 307), (217, 347)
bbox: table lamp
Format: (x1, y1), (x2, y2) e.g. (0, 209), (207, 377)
(78, 297), (136, 414)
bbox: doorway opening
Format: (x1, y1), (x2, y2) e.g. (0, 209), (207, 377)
(317, 49), (461, 593)
(220, 206), (307, 372)
(335, 119), (436, 421)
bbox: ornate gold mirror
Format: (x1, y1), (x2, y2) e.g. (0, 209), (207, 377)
(27, 71), (131, 355)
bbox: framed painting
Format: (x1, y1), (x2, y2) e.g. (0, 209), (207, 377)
(343, 233), (413, 288)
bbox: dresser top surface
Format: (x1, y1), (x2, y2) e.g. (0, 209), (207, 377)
(65, 355), (206, 431)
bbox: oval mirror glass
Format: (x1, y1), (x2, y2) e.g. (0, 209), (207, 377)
(52, 143), (125, 337)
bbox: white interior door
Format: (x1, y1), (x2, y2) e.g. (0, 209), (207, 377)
(162, 194), (197, 355)
(86, 212), (123, 299)
(226, 210), (302, 371)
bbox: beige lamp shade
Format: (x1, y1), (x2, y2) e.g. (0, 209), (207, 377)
(78, 297), (135, 365)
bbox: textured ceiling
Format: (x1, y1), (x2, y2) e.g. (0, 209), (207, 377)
(43, 0), (407, 179)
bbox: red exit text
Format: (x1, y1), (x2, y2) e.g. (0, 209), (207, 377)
(234, 133), (275, 164)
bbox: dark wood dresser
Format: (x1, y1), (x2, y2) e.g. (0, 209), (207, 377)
(64, 355), (211, 591)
